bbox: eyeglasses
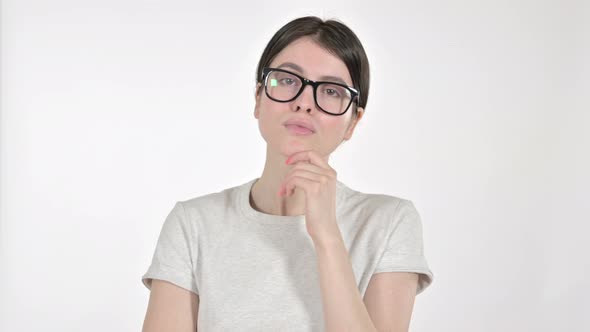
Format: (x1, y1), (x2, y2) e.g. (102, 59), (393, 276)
(261, 67), (359, 116)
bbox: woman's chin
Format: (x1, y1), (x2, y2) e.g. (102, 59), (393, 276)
(283, 139), (309, 152)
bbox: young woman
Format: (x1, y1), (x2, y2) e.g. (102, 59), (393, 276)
(142, 16), (433, 332)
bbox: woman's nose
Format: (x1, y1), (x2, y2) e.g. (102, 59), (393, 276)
(293, 84), (316, 112)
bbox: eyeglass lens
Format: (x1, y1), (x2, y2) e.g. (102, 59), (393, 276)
(266, 70), (352, 115)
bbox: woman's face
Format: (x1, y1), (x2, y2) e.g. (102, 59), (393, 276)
(254, 36), (364, 159)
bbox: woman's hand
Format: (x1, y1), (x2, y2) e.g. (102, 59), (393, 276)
(279, 150), (340, 242)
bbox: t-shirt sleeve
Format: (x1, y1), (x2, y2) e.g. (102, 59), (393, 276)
(141, 201), (199, 295)
(374, 199), (434, 295)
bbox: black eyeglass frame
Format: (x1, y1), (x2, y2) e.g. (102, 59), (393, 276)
(261, 67), (360, 116)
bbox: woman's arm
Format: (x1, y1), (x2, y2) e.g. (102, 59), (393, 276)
(312, 228), (378, 332)
(142, 279), (199, 332)
(312, 226), (419, 332)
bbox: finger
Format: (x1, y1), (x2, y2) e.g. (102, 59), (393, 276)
(287, 162), (333, 178)
(280, 170), (321, 197)
(285, 169), (325, 188)
(284, 176), (319, 197)
(280, 164), (333, 197)
(287, 150), (331, 169)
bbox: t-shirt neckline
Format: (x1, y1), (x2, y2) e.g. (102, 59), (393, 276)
(238, 177), (347, 225)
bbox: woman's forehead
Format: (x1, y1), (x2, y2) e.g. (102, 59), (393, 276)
(269, 37), (352, 86)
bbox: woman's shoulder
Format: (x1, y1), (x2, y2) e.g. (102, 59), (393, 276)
(339, 180), (411, 205)
(337, 180), (416, 216)
(175, 180), (248, 211)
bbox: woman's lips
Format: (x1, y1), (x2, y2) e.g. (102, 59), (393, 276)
(284, 124), (315, 136)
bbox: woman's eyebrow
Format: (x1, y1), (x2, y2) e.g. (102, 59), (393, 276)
(277, 61), (304, 73)
(276, 62), (349, 86)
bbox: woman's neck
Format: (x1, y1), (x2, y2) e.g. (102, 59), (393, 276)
(249, 148), (308, 216)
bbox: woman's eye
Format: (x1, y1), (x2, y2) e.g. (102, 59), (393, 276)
(280, 78), (295, 85)
(325, 88), (340, 97)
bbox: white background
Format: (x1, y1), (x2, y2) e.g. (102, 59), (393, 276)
(1, 0), (589, 331)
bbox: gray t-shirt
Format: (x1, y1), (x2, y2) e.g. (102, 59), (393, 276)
(142, 177), (433, 331)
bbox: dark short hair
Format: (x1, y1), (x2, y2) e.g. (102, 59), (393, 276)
(255, 16), (370, 116)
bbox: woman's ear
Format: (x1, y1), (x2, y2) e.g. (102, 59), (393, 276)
(343, 107), (364, 141)
(255, 82), (262, 99)
(254, 83), (262, 119)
